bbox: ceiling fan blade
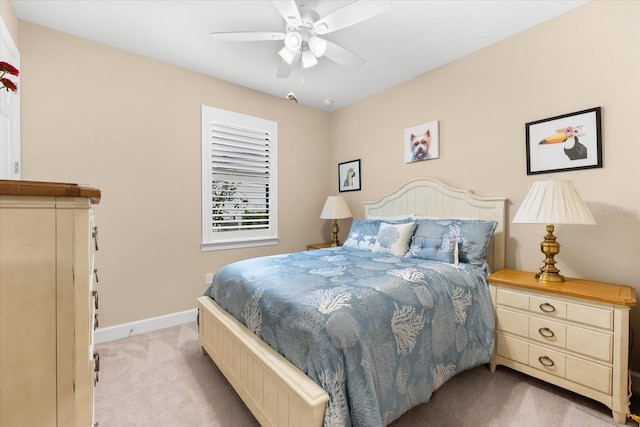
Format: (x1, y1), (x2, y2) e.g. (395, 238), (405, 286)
(313, 0), (391, 35)
(272, 0), (301, 27)
(210, 32), (285, 42)
(323, 40), (365, 68)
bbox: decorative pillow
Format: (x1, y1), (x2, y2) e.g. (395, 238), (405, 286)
(408, 219), (497, 266)
(372, 222), (416, 257)
(343, 219), (381, 251)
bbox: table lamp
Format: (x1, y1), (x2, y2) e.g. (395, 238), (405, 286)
(320, 195), (352, 247)
(513, 179), (596, 282)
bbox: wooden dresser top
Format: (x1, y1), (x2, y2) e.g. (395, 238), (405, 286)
(0, 180), (101, 204)
(487, 269), (636, 307)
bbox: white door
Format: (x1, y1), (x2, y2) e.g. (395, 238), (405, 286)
(0, 17), (20, 179)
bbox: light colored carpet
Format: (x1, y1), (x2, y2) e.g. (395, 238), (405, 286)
(94, 322), (635, 426)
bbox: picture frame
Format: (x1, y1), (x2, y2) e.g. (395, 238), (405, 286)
(338, 159), (361, 192)
(525, 107), (602, 175)
(404, 120), (439, 163)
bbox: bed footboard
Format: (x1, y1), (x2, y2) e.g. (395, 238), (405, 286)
(197, 296), (328, 427)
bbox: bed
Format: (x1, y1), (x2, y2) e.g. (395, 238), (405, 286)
(198, 178), (506, 426)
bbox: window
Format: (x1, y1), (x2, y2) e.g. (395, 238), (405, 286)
(201, 106), (277, 250)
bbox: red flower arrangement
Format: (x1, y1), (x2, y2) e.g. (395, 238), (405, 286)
(0, 61), (19, 92)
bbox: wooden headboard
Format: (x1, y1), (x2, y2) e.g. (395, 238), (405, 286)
(364, 178), (507, 272)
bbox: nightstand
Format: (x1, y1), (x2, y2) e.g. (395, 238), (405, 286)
(487, 269), (636, 424)
(306, 242), (335, 250)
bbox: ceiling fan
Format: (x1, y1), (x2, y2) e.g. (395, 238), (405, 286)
(210, 0), (391, 79)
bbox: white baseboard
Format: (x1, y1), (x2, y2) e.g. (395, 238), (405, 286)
(632, 371), (640, 395)
(94, 309), (198, 344)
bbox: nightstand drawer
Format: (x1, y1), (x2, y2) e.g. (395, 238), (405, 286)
(497, 333), (612, 395)
(496, 307), (529, 337)
(499, 308), (613, 362)
(566, 355), (612, 395)
(566, 326), (612, 362)
(529, 316), (566, 348)
(496, 333), (528, 365)
(529, 342), (566, 378)
(566, 303), (613, 331)
(496, 288), (529, 311)
(498, 287), (614, 331)
(530, 295), (613, 330)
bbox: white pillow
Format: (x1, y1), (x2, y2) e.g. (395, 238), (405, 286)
(372, 222), (415, 257)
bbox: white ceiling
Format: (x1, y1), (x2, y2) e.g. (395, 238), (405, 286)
(10, 0), (588, 111)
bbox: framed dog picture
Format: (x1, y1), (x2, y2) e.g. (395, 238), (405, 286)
(404, 120), (440, 163)
(338, 159), (361, 192)
(525, 107), (602, 175)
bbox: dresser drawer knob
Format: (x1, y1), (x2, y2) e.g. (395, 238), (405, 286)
(538, 356), (555, 367)
(538, 327), (555, 338)
(539, 302), (556, 313)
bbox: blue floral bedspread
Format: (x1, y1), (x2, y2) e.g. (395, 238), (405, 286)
(203, 247), (495, 426)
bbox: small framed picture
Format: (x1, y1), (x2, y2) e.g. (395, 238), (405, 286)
(404, 120), (439, 163)
(525, 107), (602, 175)
(338, 159), (361, 192)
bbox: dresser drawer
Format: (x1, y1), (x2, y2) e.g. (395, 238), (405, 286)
(496, 307), (529, 337)
(566, 354), (612, 395)
(496, 333), (612, 395)
(497, 287), (614, 331)
(566, 325), (612, 362)
(496, 333), (528, 365)
(529, 341), (566, 378)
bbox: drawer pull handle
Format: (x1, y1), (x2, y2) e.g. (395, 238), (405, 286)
(92, 226), (99, 251)
(539, 302), (556, 313)
(93, 352), (100, 385)
(538, 327), (555, 338)
(94, 313), (99, 329)
(538, 356), (555, 367)
(94, 268), (99, 283)
(92, 290), (99, 310)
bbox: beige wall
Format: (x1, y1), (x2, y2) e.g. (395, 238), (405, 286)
(15, 1), (640, 367)
(331, 0), (640, 368)
(17, 21), (332, 327)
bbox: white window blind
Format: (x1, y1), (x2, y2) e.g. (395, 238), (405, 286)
(201, 106), (278, 250)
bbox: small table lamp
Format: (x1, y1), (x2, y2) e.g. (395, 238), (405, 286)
(320, 195), (352, 247)
(513, 179), (596, 282)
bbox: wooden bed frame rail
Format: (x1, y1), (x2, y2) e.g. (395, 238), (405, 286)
(198, 296), (328, 426)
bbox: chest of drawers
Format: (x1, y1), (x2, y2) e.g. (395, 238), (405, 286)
(0, 180), (101, 426)
(487, 269), (636, 424)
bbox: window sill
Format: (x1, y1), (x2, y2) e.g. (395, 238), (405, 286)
(201, 237), (279, 251)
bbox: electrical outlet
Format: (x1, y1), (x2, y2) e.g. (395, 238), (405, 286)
(205, 272), (214, 285)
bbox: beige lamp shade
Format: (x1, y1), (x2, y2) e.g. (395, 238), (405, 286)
(320, 195), (352, 220)
(513, 179), (595, 282)
(513, 180), (596, 225)
(320, 195), (352, 247)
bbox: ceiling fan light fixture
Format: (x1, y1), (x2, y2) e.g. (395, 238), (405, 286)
(278, 46), (296, 64)
(308, 36), (327, 57)
(284, 31), (302, 51)
(301, 49), (318, 68)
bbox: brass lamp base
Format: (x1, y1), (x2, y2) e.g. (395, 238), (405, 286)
(535, 224), (564, 282)
(330, 219), (340, 247)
